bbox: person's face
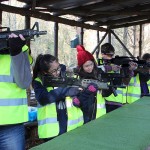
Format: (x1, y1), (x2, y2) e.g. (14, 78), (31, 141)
(82, 60), (94, 73)
(101, 53), (113, 60)
(47, 60), (61, 77)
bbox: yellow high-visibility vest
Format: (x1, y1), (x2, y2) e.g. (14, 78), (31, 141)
(0, 55), (28, 125)
(126, 74), (141, 104)
(35, 78), (59, 139)
(147, 80), (150, 93)
(22, 45), (33, 65)
(96, 91), (106, 118)
(66, 96), (84, 132)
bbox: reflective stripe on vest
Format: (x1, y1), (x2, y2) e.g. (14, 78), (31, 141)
(147, 80), (150, 92)
(0, 55), (28, 125)
(37, 103), (59, 138)
(35, 77), (59, 139)
(66, 96), (83, 132)
(126, 74), (141, 104)
(96, 91), (106, 118)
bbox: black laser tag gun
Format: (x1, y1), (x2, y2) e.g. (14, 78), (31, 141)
(0, 22), (47, 51)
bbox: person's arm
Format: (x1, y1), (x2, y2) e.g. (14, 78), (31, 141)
(8, 34), (32, 89)
(104, 64), (121, 73)
(11, 52), (32, 89)
(122, 70), (134, 85)
(73, 83), (98, 108)
(122, 61), (138, 85)
(32, 80), (80, 106)
(104, 65), (112, 72)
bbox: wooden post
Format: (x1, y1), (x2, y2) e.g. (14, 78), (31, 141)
(92, 31), (108, 54)
(139, 24), (142, 57)
(54, 22), (58, 57)
(96, 30), (100, 59)
(133, 26), (136, 56)
(111, 30), (134, 57)
(80, 27), (84, 45)
(108, 30), (111, 44)
(25, 14), (31, 48)
(123, 27), (127, 55)
(0, 9), (2, 31)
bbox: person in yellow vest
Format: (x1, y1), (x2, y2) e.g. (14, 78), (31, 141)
(73, 45), (106, 124)
(32, 54), (85, 141)
(100, 43), (138, 112)
(0, 33), (32, 150)
(135, 53), (150, 97)
(122, 53), (150, 104)
(99, 43), (121, 73)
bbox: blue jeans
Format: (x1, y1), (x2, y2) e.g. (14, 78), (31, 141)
(0, 124), (25, 150)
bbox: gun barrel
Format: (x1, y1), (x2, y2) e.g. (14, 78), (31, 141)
(0, 30), (47, 39)
(38, 31), (47, 35)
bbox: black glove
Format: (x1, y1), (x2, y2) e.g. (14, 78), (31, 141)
(65, 87), (80, 97)
(102, 87), (113, 97)
(8, 37), (26, 56)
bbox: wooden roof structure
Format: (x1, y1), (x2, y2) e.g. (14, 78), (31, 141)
(0, 0), (150, 57)
(0, 0), (150, 31)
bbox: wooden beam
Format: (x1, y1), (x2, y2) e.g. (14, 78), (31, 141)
(111, 30), (134, 57)
(0, 9), (2, 30)
(0, 0), (8, 2)
(80, 27), (84, 45)
(25, 13), (31, 47)
(35, 8), (143, 16)
(36, 0), (63, 7)
(82, 3), (150, 22)
(87, 11), (150, 16)
(97, 15), (150, 26)
(54, 22), (58, 57)
(139, 24), (142, 57)
(92, 31), (108, 55)
(110, 19), (150, 29)
(35, 0), (122, 18)
(17, 0), (32, 4)
(60, 0), (134, 11)
(81, 11), (150, 22)
(49, 0), (146, 17)
(0, 4), (106, 31)
(49, 1), (117, 17)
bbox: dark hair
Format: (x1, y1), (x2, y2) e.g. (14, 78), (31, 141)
(101, 43), (115, 54)
(33, 54), (58, 80)
(142, 53), (150, 61)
